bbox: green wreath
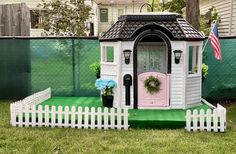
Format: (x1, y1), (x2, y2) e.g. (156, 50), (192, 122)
(144, 76), (161, 95)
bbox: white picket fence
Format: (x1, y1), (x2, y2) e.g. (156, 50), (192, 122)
(186, 104), (226, 132)
(13, 88), (51, 108)
(10, 88), (129, 130)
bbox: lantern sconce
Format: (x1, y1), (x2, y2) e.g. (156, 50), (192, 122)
(173, 50), (182, 64)
(123, 50), (132, 64)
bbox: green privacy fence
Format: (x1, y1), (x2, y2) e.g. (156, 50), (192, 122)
(202, 37), (236, 101)
(0, 37), (235, 101)
(0, 37), (100, 99)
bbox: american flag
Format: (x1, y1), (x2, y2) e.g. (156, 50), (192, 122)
(209, 22), (222, 61)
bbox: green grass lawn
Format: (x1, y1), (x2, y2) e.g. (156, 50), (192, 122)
(1, 100), (236, 153)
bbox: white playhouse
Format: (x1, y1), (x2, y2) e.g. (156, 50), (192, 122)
(99, 13), (205, 109)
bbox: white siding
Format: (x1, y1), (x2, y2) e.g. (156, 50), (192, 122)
(186, 76), (202, 108)
(170, 41), (186, 109)
(121, 41), (135, 109)
(100, 42), (122, 108)
(185, 41), (203, 108)
(96, 4), (146, 36)
(200, 0), (236, 36)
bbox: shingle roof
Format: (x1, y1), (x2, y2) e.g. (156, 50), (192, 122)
(99, 13), (205, 41)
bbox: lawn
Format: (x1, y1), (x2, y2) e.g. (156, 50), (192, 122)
(1, 100), (236, 154)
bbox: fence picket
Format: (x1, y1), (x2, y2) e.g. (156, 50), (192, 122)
(10, 104), (16, 126)
(77, 107), (82, 128)
(124, 109), (129, 130)
(45, 105), (49, 127)
(84, 107), (89, 129)
(31, 105), (36, 127)
(219, 108), (225, 132)
(104, 108), (108, 129)
(97, 107), (102, 129)
(117, 108), (122, 130)
(71, 106), (76, 128)
(91, 107), (95, 129)
(58, 106), (63, 128)
(110, 108), (115, 129)
(64, 106), (69, 128)
(192, 110), (198, 132)
(199, 109), (204, 131)
(38, 105), (43, 127)
(213, 109), (218, 132)
(206, 109), (211, 131)
(51, 106), (56, 128)
(186, 110), (191, 131)
(24, 105), (30, 127)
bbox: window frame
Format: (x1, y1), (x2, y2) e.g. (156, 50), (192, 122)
(100, 8), (108, 23)
(187, 45), (201, 77)
(117, 8), (124, 18)
(30, 9), (45, 29)
(102, 46), (115, 63)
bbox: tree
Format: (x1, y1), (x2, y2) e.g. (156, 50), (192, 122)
(186, 0), (200, 30)
(38, 0), (91, 36)
(163, 0), (185, 14)
(147, 0), (185, 14)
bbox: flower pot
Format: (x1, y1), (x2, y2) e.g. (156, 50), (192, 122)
(102, 95), (113, 108)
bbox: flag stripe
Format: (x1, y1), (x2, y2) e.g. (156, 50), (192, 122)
(209, 23), (222, 61)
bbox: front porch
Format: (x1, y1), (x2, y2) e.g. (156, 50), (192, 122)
(40, 97), (210, 128)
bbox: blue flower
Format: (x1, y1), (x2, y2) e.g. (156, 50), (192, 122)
(95, 79), (116, 90)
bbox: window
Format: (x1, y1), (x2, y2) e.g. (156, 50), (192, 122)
(118, 9), (124, 17)
(30, 10), (44, 29)
(100, 8), (108, 22)
(188, 46), (199, 75)
(103, 46), (114, 62)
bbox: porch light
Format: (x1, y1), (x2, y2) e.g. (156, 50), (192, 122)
(123, 50), (132, 64)
(173, 50), (182, 64)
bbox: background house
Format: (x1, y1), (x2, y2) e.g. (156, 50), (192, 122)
(0, 0), (147, 36)
(92, 0), (147, 36)
(200, 0), (236, 36)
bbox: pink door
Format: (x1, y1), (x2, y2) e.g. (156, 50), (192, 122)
(137, 43), (169, 107)
(138, 72), (169, 107)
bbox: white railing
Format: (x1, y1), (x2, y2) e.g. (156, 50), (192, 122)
(10, 104), (129, 130)
(12, 88), (51, 108)
(186, 104), (226, 132)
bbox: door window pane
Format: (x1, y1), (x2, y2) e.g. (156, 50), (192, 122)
(137, 44), (166, 74)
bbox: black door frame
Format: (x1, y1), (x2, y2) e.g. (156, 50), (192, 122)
(133, 30), (172, 109)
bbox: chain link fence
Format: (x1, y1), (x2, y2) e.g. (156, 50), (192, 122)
(0, 37), (100, 99)
(0, 37), (235, 101)
(202, 37), (236, 101)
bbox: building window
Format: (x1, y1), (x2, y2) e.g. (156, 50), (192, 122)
(188, 46), (199, 74)
(30, 10), (44, 29)
(103, 46), (114, 62)
(118, 9), (124, 17)
(100, 8), (108, 22)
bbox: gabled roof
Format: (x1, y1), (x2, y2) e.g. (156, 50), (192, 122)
(96, 0), (146, 5)
(99, 12), (205, 42)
